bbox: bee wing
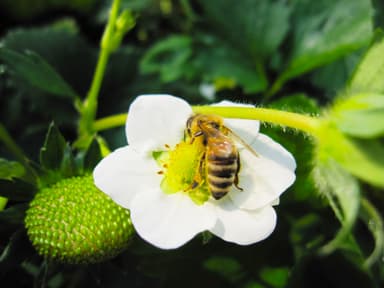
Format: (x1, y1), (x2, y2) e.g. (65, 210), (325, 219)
(222, 126), (260, 157)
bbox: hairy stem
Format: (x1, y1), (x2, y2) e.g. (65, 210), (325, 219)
(192, 106), (321, 136)
(93, 106), (322, 136)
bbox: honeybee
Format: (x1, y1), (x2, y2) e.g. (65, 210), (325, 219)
(186, 114), (259, 200)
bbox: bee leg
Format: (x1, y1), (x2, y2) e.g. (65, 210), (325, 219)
(234, 152), (243, 191)
(190, 131), (204, 144)
(185, 152), (205, 191)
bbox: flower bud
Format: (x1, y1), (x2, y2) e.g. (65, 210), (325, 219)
(25, 175), (134, 264)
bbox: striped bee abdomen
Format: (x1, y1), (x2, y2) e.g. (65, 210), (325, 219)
(206, 152), (238, 200)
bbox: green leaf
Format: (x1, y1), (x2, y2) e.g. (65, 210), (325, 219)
(0, 178), (36, 201)
(348, 35), (384, 94)
(39, 126), (77, 186)
(264, 94), (319, 202)
(199, 0), (291, 60)
(121, 0), (153, 11)
(61, 143), (76, 178)
(243, 281), (265, 288)
(0, 159), (25, 180)
(0, 197), (6, 211)
(0, 203), (28, 228)
(1, 25), (97, 99)
(360, 198), (384, 268)
(144, 33), (269, 93)
(268, 93), (320, 114)
(0, 0), (95, 20)
(261, 127), (316, 203)
(312, 158), (360, 254)
(316, 124), (384, 187)
(310, 51), (362, 97)
(0, 48), (77, 99)
(331, 93), (384, 138)
(39, 123), (67, 170)
(0, 123), (29, 169)
(96, 136), (111, 157)
(203, 256), (244, 283)
(193, 36), (268, 93)
(0, 124), (37, 185)
(290, 214), (327, 258)
(140, 35), (193, 82)
(259, 267), (289, 288)
(287, 252), (375, 288)
(271, 0), (373, 94)
(0, 230), (34, 275)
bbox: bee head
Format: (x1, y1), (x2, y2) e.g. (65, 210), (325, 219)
(186, 114), (224, 140)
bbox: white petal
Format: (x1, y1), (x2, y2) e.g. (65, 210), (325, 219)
(93, 146), (161, 209)
(130, 190), (216, 249)
(212, 100), (260, 145)
(126, 95), (192, 152)
(229, 133), (296, 210)
(209, 199), (277, 245)
(271, 198), (280, 206)
(250, 133), (296, 171)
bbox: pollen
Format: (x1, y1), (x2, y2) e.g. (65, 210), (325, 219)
(155, 138), (210, 205)
(160, 141), (202, 194)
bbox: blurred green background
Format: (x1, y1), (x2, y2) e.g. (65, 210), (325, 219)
(0, 0), (383, 287)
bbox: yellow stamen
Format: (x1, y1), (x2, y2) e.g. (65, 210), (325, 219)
(156, 140), (210, 205)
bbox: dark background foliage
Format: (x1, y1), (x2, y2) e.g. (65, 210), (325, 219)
(0, 0), (383, 287)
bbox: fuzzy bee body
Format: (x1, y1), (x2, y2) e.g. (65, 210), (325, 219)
(205, 137), (240, 199)
(186, 114), (246, 200)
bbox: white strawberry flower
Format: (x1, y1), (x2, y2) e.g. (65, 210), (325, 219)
(93, 95), (296, 249)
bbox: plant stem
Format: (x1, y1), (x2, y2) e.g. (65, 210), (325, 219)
(93, 106), (322, 136)
(93, 113), (127, 131)
(83, 46), (110, 124)
(193, 106), (321, 135)
(78, 0), (121, 138)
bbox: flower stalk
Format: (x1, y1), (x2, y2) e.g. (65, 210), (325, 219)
(93, 106), (322, 136)
(192, 106), (321, 136)
(77, 0), (135, 147)
(79, 0), (121, 135)
(93, 113), (128, 132)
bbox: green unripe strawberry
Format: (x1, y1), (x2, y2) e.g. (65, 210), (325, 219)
(25, 175), (134, 264)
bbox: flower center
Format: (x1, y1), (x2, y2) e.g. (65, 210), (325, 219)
(154, 139), (210, 205)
